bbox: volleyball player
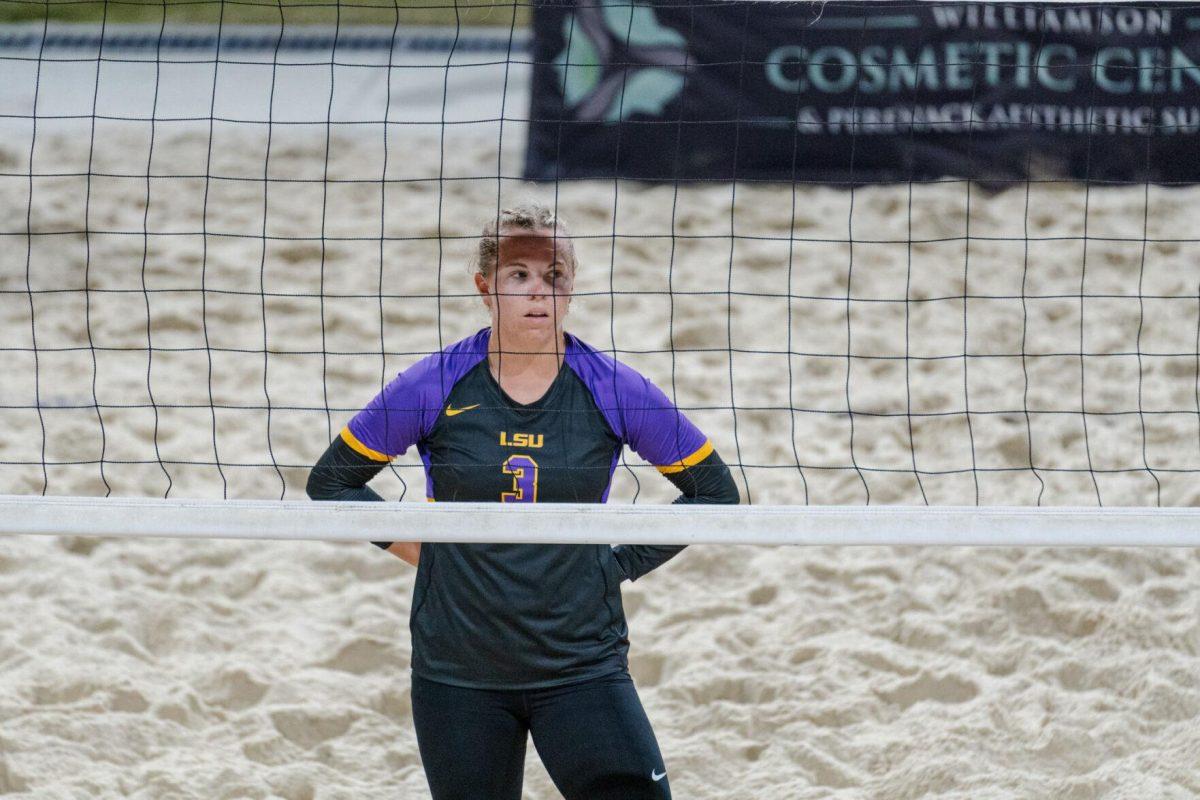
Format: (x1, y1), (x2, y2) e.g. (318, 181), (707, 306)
(306, 203), (739, 800)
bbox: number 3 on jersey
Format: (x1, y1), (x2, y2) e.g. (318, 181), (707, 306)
(501, 454), (539, 503)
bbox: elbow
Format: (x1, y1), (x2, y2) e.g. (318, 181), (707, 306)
(712, 465), (740, 504)
(305, 468), (326, 501)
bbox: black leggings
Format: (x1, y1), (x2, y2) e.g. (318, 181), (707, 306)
(411, 671), (671, 800)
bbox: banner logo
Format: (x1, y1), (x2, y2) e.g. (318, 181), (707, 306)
(552, 0), (688, 121)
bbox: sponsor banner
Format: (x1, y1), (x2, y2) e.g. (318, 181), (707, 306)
(524, 1), (1200, 183)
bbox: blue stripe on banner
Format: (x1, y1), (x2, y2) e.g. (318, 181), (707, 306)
(0, 30), (530, 53)
(810, 15), (920, 30)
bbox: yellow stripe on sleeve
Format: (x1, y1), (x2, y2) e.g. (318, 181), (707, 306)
(340, 426), (393, 462)
(656, 439), (714, 474)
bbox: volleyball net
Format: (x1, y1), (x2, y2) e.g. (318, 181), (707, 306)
(4, 0), (1200, 545)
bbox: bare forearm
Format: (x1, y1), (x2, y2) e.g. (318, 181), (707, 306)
(385, 541), (421, 567)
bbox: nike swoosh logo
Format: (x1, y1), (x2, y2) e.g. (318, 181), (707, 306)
(651, 769), (667, 782)
(445, 404), (480, 417)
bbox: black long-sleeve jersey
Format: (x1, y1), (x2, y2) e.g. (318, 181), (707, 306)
(307, 329), (739, 689)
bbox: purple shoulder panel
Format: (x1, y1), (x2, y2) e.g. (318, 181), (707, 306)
(564, 333), (709, 468)
(347, 329), (489, 457)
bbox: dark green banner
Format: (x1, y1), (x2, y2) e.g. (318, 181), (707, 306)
(524, 1), (1200, 183)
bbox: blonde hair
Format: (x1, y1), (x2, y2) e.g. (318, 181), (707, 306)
(473, 203), (577, 278)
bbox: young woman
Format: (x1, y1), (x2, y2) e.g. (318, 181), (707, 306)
(306, 203), (739, 800)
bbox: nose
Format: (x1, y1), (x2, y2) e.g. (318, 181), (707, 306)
(528, 274), (558, 299)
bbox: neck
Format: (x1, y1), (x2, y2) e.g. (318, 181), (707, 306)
(488, 325), (566, 379)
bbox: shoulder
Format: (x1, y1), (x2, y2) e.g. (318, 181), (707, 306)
(563, 334), (680, 445)
(348, 330), (490, 454)
(563, 333), (661, 400)
(393, 328), (490, 392)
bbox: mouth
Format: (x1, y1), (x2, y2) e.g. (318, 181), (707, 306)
(525, 312), (550, 318)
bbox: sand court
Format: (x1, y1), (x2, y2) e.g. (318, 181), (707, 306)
(2, 22), (1200, 798)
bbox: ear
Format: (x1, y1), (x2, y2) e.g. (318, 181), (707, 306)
(474, 272), (492, 309)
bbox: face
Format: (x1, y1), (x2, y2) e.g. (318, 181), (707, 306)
(475, 227), (574, 337)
